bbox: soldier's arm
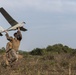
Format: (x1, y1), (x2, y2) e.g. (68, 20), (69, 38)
(16, 28), (22, 41)
(5, 31), (13, 41)
(5, 31), (10, 39)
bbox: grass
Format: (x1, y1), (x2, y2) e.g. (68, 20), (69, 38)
(0, 44), (76, 75)
(0, 53), (76, 75)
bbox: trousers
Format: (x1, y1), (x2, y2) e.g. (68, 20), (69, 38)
(6, 49), (18, 63)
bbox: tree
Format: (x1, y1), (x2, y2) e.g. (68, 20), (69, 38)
(30, 48), (43, 55)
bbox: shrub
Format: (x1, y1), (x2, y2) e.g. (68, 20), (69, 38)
(30, 48), (43, 55)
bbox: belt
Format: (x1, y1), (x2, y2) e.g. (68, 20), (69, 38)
(6, 49), (12, 53)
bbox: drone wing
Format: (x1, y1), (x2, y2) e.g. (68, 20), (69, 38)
(0, 7), (18, 26)
(0, 7), (27, 32)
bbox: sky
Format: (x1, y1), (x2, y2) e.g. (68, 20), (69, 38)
(0, 0), (76, 51)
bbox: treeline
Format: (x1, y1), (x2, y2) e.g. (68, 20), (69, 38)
(0, 44), (76, 55)
(29, 44), (76, 55)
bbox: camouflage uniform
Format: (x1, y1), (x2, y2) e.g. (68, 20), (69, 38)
(5, 30), (22, 64)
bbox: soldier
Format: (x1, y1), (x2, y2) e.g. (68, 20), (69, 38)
(5, 27), (22, 65)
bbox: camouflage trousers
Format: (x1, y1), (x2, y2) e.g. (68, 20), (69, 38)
(6, 49), (18, 64)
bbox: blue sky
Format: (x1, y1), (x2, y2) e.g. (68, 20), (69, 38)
(0, 0), (76, 51)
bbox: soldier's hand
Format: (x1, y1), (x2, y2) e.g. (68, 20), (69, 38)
(4, 30), (8, 33)
(18, 27), (20, 31)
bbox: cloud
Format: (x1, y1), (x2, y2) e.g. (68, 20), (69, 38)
(1, 0), (61, 12)
(0, 0), (75, 13)
(0, 0), (76, 13)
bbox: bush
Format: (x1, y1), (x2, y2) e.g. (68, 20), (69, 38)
(19, 50), (29, 56)
(46, 44), (64, 53)
(30, 48), (43, 55)
(0, 47), (5, 53)
(62, 45), (73, 53)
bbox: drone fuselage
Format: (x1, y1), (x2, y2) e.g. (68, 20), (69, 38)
(7, 22), (25, 31)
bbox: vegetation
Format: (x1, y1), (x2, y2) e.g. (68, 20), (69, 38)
(30, 44), (75, 55)
(0, 47), (5, 53)
(0, 44), (76, 75)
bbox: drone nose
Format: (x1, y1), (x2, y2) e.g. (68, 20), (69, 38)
(23, 22), (26, 24)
